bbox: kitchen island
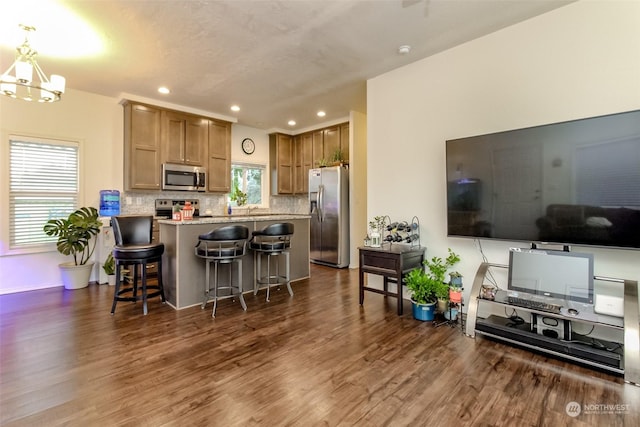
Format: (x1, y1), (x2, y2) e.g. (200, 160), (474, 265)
(158, 214), (310, 309)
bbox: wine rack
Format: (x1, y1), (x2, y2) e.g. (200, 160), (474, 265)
(382, 216), (421, 248)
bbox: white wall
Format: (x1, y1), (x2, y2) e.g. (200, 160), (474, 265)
(367, 1), (640, 300)
(0, 89), (123, 293)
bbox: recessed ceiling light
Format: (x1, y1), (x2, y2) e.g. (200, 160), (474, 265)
(230, 105), (240, 112)
(398, 45), (411, 55)
(288, 120), (296, 126)
(317, 111), (326, 117)
(158, 87), (170, 94)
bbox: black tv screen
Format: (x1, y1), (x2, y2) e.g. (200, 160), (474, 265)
(445, 110), (640, 250)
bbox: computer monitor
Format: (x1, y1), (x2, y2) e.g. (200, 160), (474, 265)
(507, 248), (594, 304)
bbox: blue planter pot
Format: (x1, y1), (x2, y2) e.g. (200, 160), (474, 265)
(412, 300), (436, 321)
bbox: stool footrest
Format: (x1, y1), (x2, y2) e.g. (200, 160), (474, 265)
(114, 285), (164, 302)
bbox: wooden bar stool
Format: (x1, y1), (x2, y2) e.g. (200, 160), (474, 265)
(195, 225), (249, 317)
(250, 223), (294, 302)
(110, 215), (165, 315)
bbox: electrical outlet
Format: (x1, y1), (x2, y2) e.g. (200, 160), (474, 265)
(126, 197), (132, 205)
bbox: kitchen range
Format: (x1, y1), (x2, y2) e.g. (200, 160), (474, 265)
(155, 198), (202, 219)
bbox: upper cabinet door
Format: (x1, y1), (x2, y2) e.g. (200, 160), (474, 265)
(162, 111), (186, 164)
(270, 133), (293, 195)
(323, 126), (340, 161)
(124, 102), (162, 190)
(340, 123), (349, 164)
(293, 132), (313, 194)
(162, 111), (208, 166)
(184, 117), (208, 166)
(208, 119), (231, 193)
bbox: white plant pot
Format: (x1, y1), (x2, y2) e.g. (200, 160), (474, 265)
(107, 275), (116, 286)
(59, 262), (94, 290)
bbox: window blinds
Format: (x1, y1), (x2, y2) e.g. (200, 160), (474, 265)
(9, 139), (79, 248)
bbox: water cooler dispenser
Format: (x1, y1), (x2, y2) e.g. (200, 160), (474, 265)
(96, 217), (115, 284)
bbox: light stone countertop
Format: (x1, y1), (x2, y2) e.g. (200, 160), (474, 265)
(158, 213), (311, 225)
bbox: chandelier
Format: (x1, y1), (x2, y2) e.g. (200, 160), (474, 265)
(1, 24), (66, 103)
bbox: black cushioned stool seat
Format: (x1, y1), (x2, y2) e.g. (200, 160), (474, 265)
(110, 215), (165, 315)
(195, 225), (249, 317)
(250, 222), (294, 302)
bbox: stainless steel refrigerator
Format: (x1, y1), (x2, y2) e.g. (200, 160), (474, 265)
(309, 165), (349, 268)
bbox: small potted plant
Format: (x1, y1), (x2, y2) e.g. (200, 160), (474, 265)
(449, 271), (463, 303)
(230, 186), (248, 206)
(404, 267), (438, 321)
(435, 280), (450, 313)
(329, 148), (346, 166)
(405, 248), (461, 321)
(43, 206), (102, 290)
(368, 216), (386, 247)
(102, 252), (116, 286)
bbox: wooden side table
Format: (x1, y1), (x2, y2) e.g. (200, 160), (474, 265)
(359, 245), (426, 315)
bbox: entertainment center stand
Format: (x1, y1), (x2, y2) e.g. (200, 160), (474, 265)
(465, 262), (640, 386)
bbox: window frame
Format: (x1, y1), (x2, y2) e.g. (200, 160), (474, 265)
(3, 134), (82, 256)
(230, 161), (268, 208)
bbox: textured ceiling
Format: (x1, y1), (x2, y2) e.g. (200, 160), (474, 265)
(1, 0), (572, 131)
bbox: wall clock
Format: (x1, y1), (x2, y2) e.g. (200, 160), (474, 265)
(241, 138), (255, 155)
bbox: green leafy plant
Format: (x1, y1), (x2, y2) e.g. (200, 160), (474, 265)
(329, 148), (345, 164)
(43, 206), (102, 265)
(404, 267), (438, 304)
(434, 280), (450, 300)
(317, 158), (329, 168)
(368, 215), (386, 233)
(102, 253), (115, 275)
(405, 248), (461, 304)
(449, 271), (463, 289)
(230, 187), (248, 206)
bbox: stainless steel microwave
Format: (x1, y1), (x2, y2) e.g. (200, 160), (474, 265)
(162, 163), (207, 192)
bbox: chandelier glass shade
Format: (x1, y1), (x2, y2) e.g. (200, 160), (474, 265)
(1, 25), (66, 103)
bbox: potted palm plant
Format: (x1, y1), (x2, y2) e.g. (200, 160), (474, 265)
(43, 206), (102, 290)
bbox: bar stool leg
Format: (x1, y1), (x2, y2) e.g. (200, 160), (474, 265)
(202, 259), (211, 309)
(237, 259), (247, 311)
(141, 261), (148, 316)
(212, 261), (219, 317)
(111, 261), (122, 315)
(254, 251), (260, 296)
(157, 257), (166, 303)
(285, 251), (293, 296)
(266, 253), (271, 302)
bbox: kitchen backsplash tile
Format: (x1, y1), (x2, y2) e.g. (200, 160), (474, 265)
(119, 192), (308, 216)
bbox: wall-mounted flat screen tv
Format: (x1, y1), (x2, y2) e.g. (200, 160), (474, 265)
(445, 110), (640, 250)
(508, 248), (594, 304)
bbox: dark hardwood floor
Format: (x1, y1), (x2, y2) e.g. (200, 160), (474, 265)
(1, 264), (638, 426)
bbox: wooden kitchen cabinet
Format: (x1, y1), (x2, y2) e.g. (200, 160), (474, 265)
(162, 110), (208, 166)
(340, 122), (350, 163)
(312, 130), (324, 168)
(270, 133), (293, 194)
(124, 102), (162, 190)
(308, 123), (348, 168)
(208, 119), (231, 193)
(323, 125), (340, 161)
(294, 132), (313, 194)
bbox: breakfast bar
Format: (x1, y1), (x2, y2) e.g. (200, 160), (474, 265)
(159, 214), (310, 309)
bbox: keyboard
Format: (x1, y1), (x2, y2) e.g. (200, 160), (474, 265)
(507, 296), (562, 314)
